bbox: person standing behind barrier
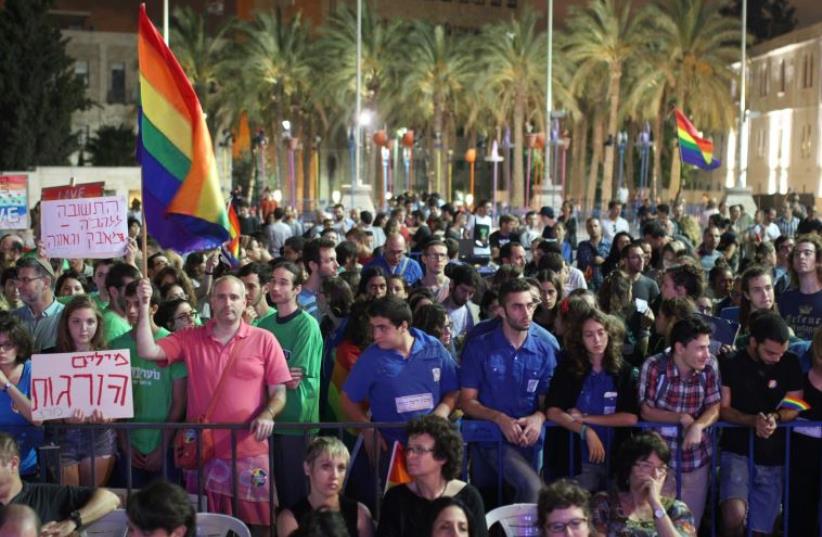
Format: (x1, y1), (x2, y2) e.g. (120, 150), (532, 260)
(546, 309), (639, 491)
(639, 315), (720, 528)
(134, 276), (291, 530)
(459, 278), (557, 503)
(788, 325), (822, 537)
(258, 260), (323, 509)
(126, 480), (195, 537)
(277, 437), (374, 537)
(719, 312), (804, 537)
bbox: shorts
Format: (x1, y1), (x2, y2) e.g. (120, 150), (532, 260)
(719, 451), (783, 533)
(58, 428), (116, 465)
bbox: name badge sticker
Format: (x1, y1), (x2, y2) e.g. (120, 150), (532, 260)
(527, 379), (539, 393)
(604, 391), (617, 415)
(395, 393), (435, 414)
(432, 368), (441, 382)
(660, 426), (678, 437)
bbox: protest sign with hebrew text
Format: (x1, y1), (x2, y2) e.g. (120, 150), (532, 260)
(41, 196), (128, 258)
(30, 350), (134, 421)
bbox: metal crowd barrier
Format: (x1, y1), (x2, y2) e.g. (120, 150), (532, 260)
(7, 419), (820, 536)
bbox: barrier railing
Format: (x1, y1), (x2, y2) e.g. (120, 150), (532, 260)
(6, 419), (820, 536)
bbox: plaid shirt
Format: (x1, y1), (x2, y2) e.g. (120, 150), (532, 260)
(639, 351), (722, 472)
(776, 216), (799, 238)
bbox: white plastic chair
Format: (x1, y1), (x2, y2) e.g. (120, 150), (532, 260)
(485, 503), (539, 537)
(196, 512), (252, 537)
(82, 508), (128, 537)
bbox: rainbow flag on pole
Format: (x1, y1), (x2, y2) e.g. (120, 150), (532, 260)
(137, 4), (230, 253)
(674, 108), (721, 171)
(778, 396), (811, 412)
(221, 202), (241, 267)
(385, 441), (412, 493)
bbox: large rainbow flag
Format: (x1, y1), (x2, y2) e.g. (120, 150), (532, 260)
(137, 4), (230, 253)
(674, 108), (721, 171)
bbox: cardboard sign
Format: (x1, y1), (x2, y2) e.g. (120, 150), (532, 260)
(0, 175), (29, 229)
(40, 196), (128, 258)
(41, 181), (105, 201)
(30, 350), (133, 421)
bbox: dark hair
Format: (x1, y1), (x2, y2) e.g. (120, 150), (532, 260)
(127, 480), (195, 536)
(0, 314), (32, 363)
(0, 267), (17, 287)
(788, 234), (822, 288)
(303, 238), (337, 274)
(342, 300), (372, 349)
(105, 262), (141, 293)
(237, 261), (273, 285)
(0, 432), (20, 464)
(412, 303), (449, 342)
(669, 314), (713, 351)
(152, 266), (197, 304)
(738, 265), (774, 330)
(498, 278), (533, 306)
(284, 236), (306, 256)
(538, 252), (564, 273)
(154, 298), (193, 331)
(597, 270), (632, 316)
(406, 415), (463, 480)
(320, 277), (354, 318)
(127, 217), (141, 230)
(15, 256), (53, 284)
(423, 239), (447, 254)
(271, 259), (305, 286)
(360, 210), (373, 224)
(367, 296), (412, 327)
(642, 220), (667, 239)
(537, 479), (592, 529)
(182, 252), (204, 280)
(499, 241), (524, 262)
(335, 241), (359, 267)
(357, 266), (388, 298)
(125, 280), (160, 308)
(273, 207), (286, 221)
(657, 203), (670, 215)
(446, 263), (481, 289)
(750, 312), (790, 345)
(57, 296), (106, 352)
(491, 264), (522, 290)
(408, 287), (436, 313)
(289, 510), (350, 537)
(614, 433), (671, 492)
(564, 308), (624, 377)
(664, 264), (704, 299)
(54, 270), (90, 296)
(425, 497), (476, 537)
(444, 238), (459, 259)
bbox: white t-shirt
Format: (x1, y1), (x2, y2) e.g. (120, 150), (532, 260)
(601, 216), (629, 243)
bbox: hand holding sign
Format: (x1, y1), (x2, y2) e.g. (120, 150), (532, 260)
(40, 196), (128, 259)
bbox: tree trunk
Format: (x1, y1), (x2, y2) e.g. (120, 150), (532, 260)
(625, 121), (637, 198)
(652, 107), (664, 203)
(512, 93), (526, 208)
(601, 67), (623, 210)
(571, 115), (588, 204)
(587, 116), (605, 212)
(433, 98), (444, 196)
(668, 92), (686, 200)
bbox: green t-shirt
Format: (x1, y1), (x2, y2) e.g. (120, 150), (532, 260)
(102, 306), (132, 343)
(109, 328), (187, 454)
(259, 309), (323, 435)
(252, 307), (277, 327)
(90, 291), (108, 310)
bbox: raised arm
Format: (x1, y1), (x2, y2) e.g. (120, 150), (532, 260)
(135, 279), (166, 361)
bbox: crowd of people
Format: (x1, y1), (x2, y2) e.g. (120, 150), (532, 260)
(0, 190), (819, 537)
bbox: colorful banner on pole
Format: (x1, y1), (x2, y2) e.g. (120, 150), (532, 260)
(30, 350), (134, 421)
(0, 175), (29, 230)
(40, 196), (129, 259)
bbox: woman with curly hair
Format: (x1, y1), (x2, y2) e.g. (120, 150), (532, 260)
(412, 304), (453, 353)
(546, 308), (639, 491)
(537, 479), (593, 537)
(377, 415), (487, 537)
(152, 266), (198, 305)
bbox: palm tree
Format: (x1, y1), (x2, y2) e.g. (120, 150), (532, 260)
(170, 6), (231, 138)
(564, 0), (649, 208)
(626, 0), (740, 198)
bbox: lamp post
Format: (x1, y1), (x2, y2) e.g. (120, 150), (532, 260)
(465, 148), (477, 202)
(637, 123), (652, 200)
(485, 140), (504, 217)
(616, 130), (628, 194)
(736, 0), (747, 189)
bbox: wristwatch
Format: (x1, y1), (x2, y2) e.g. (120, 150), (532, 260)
(68, 510), (83, 530)
(1, 382), (11, 392)
(653, 506), (666, 520)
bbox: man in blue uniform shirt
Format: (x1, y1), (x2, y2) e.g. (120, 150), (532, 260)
(459, 278), (557, 502)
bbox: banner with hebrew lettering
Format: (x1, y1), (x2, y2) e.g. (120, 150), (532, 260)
(40, 196), (128, 258)
(0, 175), (29, 230)
(30, 350), (134, 421)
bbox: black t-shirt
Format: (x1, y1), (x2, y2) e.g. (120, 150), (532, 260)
(6, 482), (94, 525)
(631, 274), (660, 304)
(720, 348), (804, 465)
(376, 483), (487, 537)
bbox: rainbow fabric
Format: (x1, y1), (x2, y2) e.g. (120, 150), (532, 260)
(778, 396), (811, 412)
(137, 4), (230, 253)
(674, 108), (721, 171)
(221, 203), (241, 267)
(385, 441), (412, 493)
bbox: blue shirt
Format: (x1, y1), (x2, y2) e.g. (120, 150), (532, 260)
(460, 324), (557, 420)
(576, 239), (611, 290)
(777, 289), (822, 340)
(364, 255), (423, 286)
(298, 288), (320, 321)
(0, 361), (41, 475)
(464, 318), (560, 352)
(342, 328), (459, 445)
(719, 306), (740, 323)
(13, 299), (64, 352)
(576, 371), (617, 460)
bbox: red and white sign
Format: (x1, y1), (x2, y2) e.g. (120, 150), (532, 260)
(41, 181), (105, 201)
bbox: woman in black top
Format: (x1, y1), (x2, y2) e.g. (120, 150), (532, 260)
(277, 437), (374, 537)
(377, 415), (487, 537)
(545, 308), (639, 491)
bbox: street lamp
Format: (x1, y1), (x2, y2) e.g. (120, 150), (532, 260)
(484, 140), (504, 217)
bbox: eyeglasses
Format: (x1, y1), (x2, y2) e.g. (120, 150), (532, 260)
(0, 341), (15, 351)
(545, 518), (588, 534)
(405, 445), (436, 456)
(634, 461), (669, 475)
(174, 310), (198, 322)
(14, 276), (42, 285)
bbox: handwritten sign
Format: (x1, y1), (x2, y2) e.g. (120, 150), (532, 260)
(0, 175), (29, 230)
(30, 350), (133, 421)
(41, 196), (128, 258)
(41, 181), (105, 201)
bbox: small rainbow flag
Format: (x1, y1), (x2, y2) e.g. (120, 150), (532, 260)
(385, 441), (412, 493)
(778, 396), (811, 412)
(674, 108), (721, 171)
(137, 4), (230, 253)
(222, 202), (241, 267)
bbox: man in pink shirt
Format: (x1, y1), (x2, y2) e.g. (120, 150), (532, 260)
(135, 276), (291, 529)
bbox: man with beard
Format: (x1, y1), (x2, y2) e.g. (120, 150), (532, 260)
(639, 315), (720, 527)
(441, 264), (481, 350)
(238, 262), (276, 326)
(12, 257), (63, 352)
(102, 262), (140, 342)
(300, 239), (339, 321)
(776, 234), (822, 340)
(459, 278), (557, 503)
(134, 276), (291, 531)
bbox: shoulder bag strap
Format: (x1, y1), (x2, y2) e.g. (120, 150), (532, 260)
(200, 338), (244, 422)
